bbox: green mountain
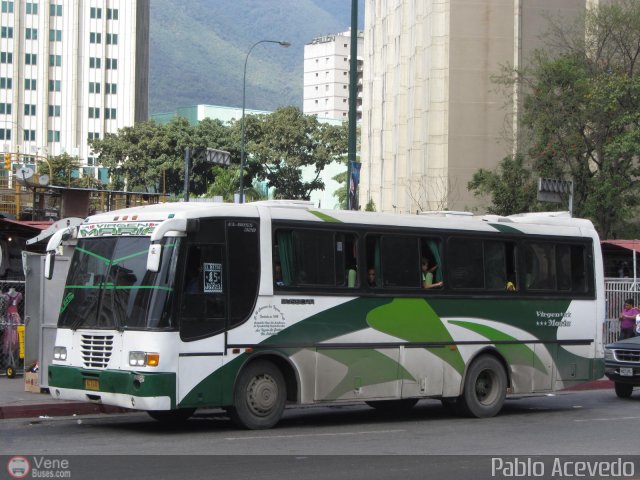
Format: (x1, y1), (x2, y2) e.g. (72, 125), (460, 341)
(149, 0), (364, 115)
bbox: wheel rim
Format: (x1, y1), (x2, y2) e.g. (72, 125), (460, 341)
(246, 373), (279, 417)
(474, 369), (499, 405)
(7, 367), (14, 378)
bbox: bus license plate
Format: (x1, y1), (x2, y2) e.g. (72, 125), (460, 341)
(620, 367), (633, 377)
(84, 378), (100, 391)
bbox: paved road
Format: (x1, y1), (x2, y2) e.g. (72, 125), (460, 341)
(2, 389), (639, 479)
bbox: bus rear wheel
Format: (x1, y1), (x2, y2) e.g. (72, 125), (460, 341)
(459, 355), (506, 418)
(614, 382), (633, 399)
(230, 360), (286, 430)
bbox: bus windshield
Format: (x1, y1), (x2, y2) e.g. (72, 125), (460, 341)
(57, 236), (180, 330)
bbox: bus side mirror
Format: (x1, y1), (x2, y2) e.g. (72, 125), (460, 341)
(44, 251), (55, 280)
(147, 243), (162, 272)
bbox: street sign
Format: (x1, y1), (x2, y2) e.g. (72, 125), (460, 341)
(205, 148), (231, 166)
(537, 177), (574, 215)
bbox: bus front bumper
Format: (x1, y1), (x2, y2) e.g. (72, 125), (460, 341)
(48, 365), (176, 411)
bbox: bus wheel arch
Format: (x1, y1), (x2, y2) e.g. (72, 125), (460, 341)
(459, 350), (508, 418)
(229, 354), (296, 429)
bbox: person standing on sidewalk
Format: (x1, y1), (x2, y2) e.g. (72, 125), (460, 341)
(618, 298), (639, 340)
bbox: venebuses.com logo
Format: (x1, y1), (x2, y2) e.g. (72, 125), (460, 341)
(7, 456), (30, 479)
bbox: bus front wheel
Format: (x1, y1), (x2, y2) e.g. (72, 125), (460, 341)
(230, 360), (286, 430)
(459, 355), (507, 418)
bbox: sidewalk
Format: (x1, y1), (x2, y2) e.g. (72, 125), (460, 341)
(0, 374), (129, 420)
(0, 373), (614, 421)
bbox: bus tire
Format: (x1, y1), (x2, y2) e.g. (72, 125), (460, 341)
(459, 355), (507, 418)
(230, 360), (286, 430)
(614, 382), (633, 399)
(147, 408), (195, 423)
(365, 398), (418, 412)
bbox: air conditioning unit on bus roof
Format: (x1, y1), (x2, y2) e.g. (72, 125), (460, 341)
(419, 210), (474, 218)
(252, 200), (314, 209)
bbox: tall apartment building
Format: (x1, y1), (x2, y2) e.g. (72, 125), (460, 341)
(0, 0), (149, 182)
(360, 0), (597, 214)
(303, 30), (364, 122)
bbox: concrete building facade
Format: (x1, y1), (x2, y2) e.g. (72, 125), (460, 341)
(360, 0), (594, 214)
(303, 30), (364, 122)
(0, 0), (149, 183)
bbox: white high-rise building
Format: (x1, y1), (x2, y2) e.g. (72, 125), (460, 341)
(360, 0), (597, 214)
(0, 0), (149, 183)
(303, 30), (364, 122)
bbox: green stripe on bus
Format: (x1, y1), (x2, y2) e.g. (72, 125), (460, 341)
(309, 210), (343, 223)
(488, 223), (523, 234)
(449, 320), (547, 374)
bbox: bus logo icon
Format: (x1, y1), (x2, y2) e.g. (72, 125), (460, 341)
(7, 456), (30, 478)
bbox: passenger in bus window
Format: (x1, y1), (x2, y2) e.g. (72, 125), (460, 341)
(421, 258), (443, 289)
(367, 267), (377, 287)
(506, 280), (517, 292)
(274, 262), (284, 287)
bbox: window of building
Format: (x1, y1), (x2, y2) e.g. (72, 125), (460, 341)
(50, 4), (62, 16)
(90, 7), (102, 19)
(0, 128), (11, 140)
(0, 77), (12, 89)
(48, 79), (61, 91)
(88, 132), (100, 140)
(48, 105), (61, 117)
(1, 1), (13, 14)
(89, 32), (102, 44)
(106, 58), (117, 69)
(107, 8), (118, 20)
(105, 83), (117, 94)
(105, 108), (116, 120)
(1, 26), (13, 38)
(23, 129), (35, 141)
(106, 33), (118, 45)
(26, 2), (37, 14)
(49, 29), (62, 41)
(24, 78), (36, 90)
(25, 28), (37, 40)
(1, 52), (13, 64)
(88, 107), (100, 119)
(49, 54), (62, 66)
(89, 57), (101, 68)
(47, 130), (60, 142)
(89, 82), (101, 94)
(24, 104), (36, 115)
(87, 156), (96, 166)
(0, 103), (11, 115)
(25, 53), (37, 65)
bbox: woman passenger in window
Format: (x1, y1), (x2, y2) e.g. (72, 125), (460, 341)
(421, 257), (443, 289)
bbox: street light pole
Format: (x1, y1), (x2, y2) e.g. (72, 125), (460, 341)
(239, 39), (290, 203)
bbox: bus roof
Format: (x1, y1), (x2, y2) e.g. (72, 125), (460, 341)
(80, 201), (597, 238)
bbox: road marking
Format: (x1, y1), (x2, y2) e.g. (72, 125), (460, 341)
(575, 416), (640, 422)
(225, 428), (405, 441)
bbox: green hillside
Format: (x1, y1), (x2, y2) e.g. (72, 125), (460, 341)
(149, 0), (364, 115)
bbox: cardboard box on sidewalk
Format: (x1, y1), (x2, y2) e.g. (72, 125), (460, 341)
(24, 372), (40, 393)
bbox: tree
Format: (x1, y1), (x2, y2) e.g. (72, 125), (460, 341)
(242, 106), (349, 200)
(468, 154), (541, 216)
(481, 0), (640, 237)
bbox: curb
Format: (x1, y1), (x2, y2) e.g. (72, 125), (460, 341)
(0, 402), (131, 420)
(561, 379), (614, 391)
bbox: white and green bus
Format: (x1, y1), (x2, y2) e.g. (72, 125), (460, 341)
(46, 201), (605, 429)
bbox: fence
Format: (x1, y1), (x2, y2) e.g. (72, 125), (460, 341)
(604, 278), (640, 344)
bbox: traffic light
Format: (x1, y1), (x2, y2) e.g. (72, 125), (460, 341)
(3, 153), (11, 171)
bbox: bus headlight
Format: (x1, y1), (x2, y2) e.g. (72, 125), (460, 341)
(53, 346), (67, 361)
(129, 351), (160, 367)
